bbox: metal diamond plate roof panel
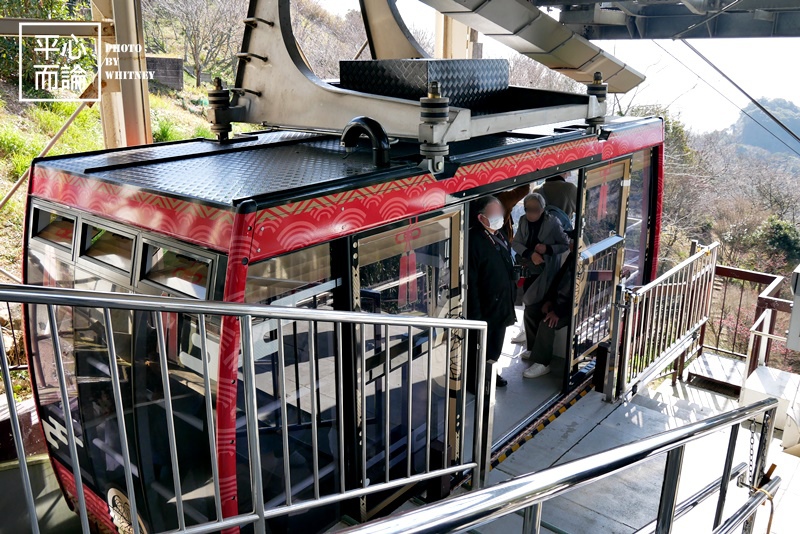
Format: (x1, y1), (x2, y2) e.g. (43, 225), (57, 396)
(36, 132), (393, 207)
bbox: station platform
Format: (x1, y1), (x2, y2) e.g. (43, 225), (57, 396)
(475, 379), (800, 534)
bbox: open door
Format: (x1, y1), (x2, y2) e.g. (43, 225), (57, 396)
(568, 159), (631, 374)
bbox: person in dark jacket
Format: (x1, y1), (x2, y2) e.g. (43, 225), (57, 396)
(466, 195), (515, 393)
(523, 245), (575, 378)
(538, 173), (578, 218)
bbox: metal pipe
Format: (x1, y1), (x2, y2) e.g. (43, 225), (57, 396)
(48, 305), (90, 533)
(0, 317), (39, 534)
(384, 322), (391, 483)
(154, 312), (186, 529)
(172, 512), (262, 534)
(472, 326), (488, 488)
(712, 476), (781, 534)
(103, 308), (141, 534)
(654, 446), (684, 534)
(340, 116), (391, 167)
(522, 503), (542, 534)
(309, 321), (321, 498)
(240, 316), (267, 534)
(198, 315), (224, 523)
(713, 425), (740, 529)
(336, 322), (346, 493)
(425, 326), (434, 473)
(407, 324), (414, 477)
(443, 328), (451, 466)
(361, 325), (368, 488)
(605, 284), (624, 401)
(459, 325), (468, 464)
(259, 463), (474, 520)
(276, 318), (293, 505)
(634, 243), (719, 295)
(0, 266), (21, 284)
(339, 398), (778, 534)
(636, 462), (747, 534)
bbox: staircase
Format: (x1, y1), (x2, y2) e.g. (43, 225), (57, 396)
(474, 380), (797, 534)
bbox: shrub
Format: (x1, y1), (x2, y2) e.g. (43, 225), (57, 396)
(153, 119), (180, 142)
(192, 125), (213, 139)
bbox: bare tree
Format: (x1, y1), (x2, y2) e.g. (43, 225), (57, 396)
(506, 54), (583, 93)
(142, 0), (248, 87)
(291, 0), (367, 80)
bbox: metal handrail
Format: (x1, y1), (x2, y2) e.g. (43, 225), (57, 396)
(342, 397), (779, 534)
(608, 242), (719, 400)
(0, 283), (486, 329)
(634, 242), (719, 296)
(0, 283), (492, 533)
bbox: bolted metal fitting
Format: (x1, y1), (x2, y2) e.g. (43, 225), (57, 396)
(207, 77), (233, 142)
(586, 72), (608, 129)
(419, 81), (450, 173)
(587, 71), (608, 103)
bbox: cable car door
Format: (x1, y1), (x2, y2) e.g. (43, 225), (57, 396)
(352, 210), (464, 520)
(569, 159), (631, 374)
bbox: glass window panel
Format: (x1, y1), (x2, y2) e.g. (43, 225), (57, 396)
(244, 244), (342, 509)
(141, 244), (210, 299)
(357, 214), (455, 482)
(624, 149), (652, 286)
(582, 161), (627, 246)
(32, 207), (74, 249)
(82, 223), (134, 272)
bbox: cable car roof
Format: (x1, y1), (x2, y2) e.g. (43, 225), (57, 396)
(33, 117), (655, 210)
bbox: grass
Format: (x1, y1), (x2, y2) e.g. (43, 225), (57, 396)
(0, 76), (253, 285)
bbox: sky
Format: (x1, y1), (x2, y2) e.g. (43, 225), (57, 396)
(326, 1), (800, 133)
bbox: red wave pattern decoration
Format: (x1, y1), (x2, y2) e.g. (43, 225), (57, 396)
(52, 460), (118, 534)
(30, 122), (662, 263)
(218, 210), (256, 532)
(30, 166), (235, 252)
(250, 122), (664, 261)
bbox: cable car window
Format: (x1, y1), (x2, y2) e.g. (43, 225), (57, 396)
(245, 242), (335, 306)
(624, 149), (652, 286)
(31, 206), (75, 250)
(245, 244), (343, 506)
(141, 244), (210, 299)
(582, 161), (627, 246)
(81, 222), (134, 272)
(358, 215), (453, 317)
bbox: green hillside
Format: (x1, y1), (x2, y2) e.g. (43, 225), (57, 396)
(0, 78), (259, 281)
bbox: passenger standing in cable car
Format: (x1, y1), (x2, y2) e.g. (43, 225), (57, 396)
(539, 173), (578, 219)
(466, 196), (516, 394)
(523, 243), (576, 379)
(512, 193), (570, 371)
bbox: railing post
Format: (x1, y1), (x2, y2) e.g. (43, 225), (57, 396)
(765, 307), (777, 366)
(713, 424), (739, 529)
(605, 284), (626, 402)
(757, 310), (771, 366)
(521, 502), (542, 534)
(0, 323), (40, 534)
(742, 406), (778, 534)
(655, 446), (685, 534)
(474, 358), (497, 489)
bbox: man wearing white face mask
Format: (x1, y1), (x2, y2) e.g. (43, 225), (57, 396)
(465, 196), (516, 394)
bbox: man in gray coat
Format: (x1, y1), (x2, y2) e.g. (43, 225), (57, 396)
(512, 193), (570, 365)
(539, 173), (578, 218)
